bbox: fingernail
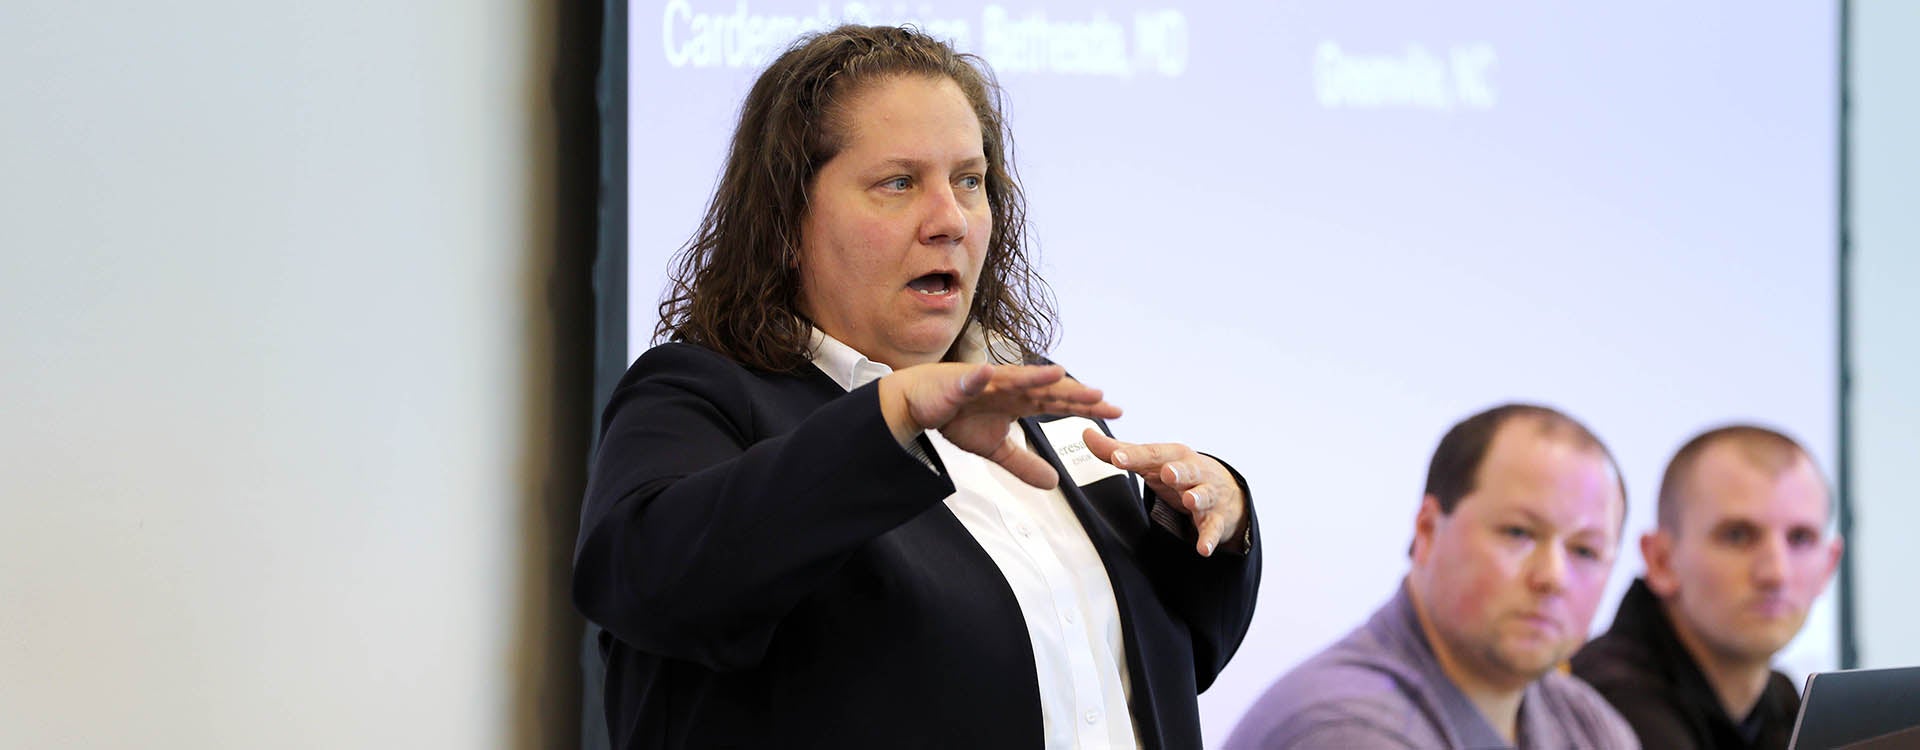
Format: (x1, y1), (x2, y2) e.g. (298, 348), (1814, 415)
(1112, 450), (1128, 467)
(1169, 464), (1187, 484)
(1202, 541), (1215, 557)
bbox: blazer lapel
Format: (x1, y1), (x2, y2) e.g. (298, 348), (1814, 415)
(1019, 414), (1151, 546)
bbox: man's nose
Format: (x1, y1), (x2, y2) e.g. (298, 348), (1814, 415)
(1752, 534), (1788, 588)
(1528, 542), (1569, 594)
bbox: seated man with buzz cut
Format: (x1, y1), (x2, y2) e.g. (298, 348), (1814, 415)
(1572, 425), (1842, 750)
(1224, 404), (1638, 750)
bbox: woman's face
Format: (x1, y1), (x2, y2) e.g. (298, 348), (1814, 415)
(795, 74), (990, 369)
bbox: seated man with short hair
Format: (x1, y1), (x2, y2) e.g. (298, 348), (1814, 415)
(1572, 426), (1842, 750)
(1225, 404), (1638, 749)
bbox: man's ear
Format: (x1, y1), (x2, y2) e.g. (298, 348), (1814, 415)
(1642, 529), (1679, 597)
(1411, 495), (1443, 567)
(1820, 535), (1845, 589)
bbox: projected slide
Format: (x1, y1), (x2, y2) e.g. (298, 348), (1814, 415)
(626, 2), (1837, 742)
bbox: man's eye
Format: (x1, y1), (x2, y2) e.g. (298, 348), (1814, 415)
(883, 177), (912, 191)
(1500, 526), (1532, 540)
(1572, 545), (1601, 562)
(957, 174), (983, 190)
(1719, 526), (1755, 545)
(1789, 528), (1821, 548)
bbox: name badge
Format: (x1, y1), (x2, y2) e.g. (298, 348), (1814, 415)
(1038, 416), (1127, 487)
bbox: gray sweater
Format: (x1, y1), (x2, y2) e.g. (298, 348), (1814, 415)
(1224, 581), (1639, 749)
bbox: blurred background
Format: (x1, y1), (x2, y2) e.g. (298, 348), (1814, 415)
(2, 1), (1914, 747)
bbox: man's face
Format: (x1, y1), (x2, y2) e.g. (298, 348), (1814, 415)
(1646, 445), (1840, 665)
(1411, 421), (1624, 691)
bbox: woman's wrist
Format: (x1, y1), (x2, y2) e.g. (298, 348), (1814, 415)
(876, 374), (924, 446)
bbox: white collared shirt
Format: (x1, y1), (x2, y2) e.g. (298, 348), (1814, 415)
(809, 330), (1140, 750)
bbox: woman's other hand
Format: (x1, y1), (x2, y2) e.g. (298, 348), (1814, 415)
(1082, 429), (1249, 557)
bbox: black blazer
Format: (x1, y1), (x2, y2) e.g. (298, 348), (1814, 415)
(573, 342), (1261, 749)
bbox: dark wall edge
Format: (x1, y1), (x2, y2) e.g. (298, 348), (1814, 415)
(581, 0), (628, 746)
(1836, 0), (1858, 671)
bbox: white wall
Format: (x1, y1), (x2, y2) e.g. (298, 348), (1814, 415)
(1849, 0), (1920, 671)
(0, 0), (1911, 746)
(0, 2), (581, 747)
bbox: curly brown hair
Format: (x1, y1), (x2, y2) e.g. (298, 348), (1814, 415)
(654, 24), (1057, 372)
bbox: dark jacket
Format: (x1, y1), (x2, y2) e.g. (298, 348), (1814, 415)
(573, 342), (1261, 749)
(1572, 578), (1801, 750)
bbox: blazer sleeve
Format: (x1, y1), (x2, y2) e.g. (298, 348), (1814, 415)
(1088, 408), (1259, 692)
(571, 344), (954, 672)
(1140, 454), (1260, 691)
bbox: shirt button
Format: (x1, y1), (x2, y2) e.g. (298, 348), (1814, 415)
(1085, 710), (1101, 725)
(1016, 524), (1032, 537)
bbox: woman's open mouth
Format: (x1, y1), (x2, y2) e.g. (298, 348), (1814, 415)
(908, 272), (956, 296)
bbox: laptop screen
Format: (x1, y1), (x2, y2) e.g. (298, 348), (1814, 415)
(1789, 666), (1920, 749)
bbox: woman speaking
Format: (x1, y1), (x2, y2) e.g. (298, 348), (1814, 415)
(573, 24), (1260, 750)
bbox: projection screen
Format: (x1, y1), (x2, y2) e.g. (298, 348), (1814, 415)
(611, 1), (1840, 742)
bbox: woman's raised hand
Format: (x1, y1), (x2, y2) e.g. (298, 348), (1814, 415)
(879, 363), (1122, 489)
